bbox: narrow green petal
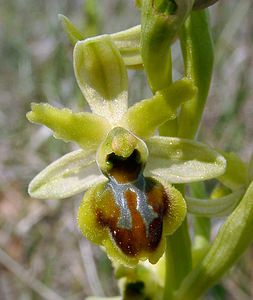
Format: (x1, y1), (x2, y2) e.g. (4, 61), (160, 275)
(74, 36), (128, 124)
(58, 14), (84, 45)
(27, 103), (110, 150)
(111, 25), (142, 67)
(144, 137), (226, 183)
(28, 149), (106, 199)
(122, 78), (196, 138)
(186, 189), (244, 217)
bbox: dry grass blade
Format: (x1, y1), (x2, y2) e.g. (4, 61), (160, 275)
(0, 247), (65, 300)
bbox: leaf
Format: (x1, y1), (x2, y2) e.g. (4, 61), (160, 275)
(145, 137), (226, 183)
(186, 189), (244, 217)
(28, 150), (106, 199)
(74, 36), (128, 124)
(175, 181), (253, 300)
(27, 103), (111, 151)
(122, 78), (196, 138)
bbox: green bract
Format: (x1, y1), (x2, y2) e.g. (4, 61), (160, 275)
(27, 35), (226, 266)
(175, 181), (253, 300)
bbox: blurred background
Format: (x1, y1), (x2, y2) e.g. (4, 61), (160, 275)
(0, 0), (253, 299)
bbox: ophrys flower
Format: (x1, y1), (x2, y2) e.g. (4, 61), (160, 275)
(27, 35), (226, 266)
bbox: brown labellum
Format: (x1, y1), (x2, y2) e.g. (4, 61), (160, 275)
(95, 176), (169, 257)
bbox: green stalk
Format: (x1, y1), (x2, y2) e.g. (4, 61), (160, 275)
(163, 218), (192, 300)
(141, 2), (196, 299)
(163, 9), (214, 299)
(178, 10), (214, 139)
(163, 184), (192, 300)
(190, 182), (211, 266)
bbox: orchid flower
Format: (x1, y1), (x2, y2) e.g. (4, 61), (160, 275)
(27, 35), (226, 266)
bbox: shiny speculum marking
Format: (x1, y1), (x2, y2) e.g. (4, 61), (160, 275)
(96, 176), (169, 256)
(108, 176), (158, 235)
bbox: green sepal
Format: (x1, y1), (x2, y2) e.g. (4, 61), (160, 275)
(122, 78), (196, 138)
(27, 103), (111, 150)
(111, 25), (142, 68)
(175, 181), (253, 300)
(186, 188), (244, 217)
(58, 14), (84, 45)
(59, 15), (142, 68)
(141, 0), (194, 92)
(218, 152), (248, 190)
(145, 136), (226, 183)
(74, 36), (128, 124)
(28, 149), (106, 199)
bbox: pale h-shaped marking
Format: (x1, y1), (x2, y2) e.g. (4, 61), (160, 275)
(108, 175), (158, 237)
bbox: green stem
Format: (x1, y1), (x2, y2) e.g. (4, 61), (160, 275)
(163, 185), (192, 300)
(178, 10), (214, 139)
(163, 219), (192, 300)
(163, 9), (214, 299)
(190, 182), (211, 266)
